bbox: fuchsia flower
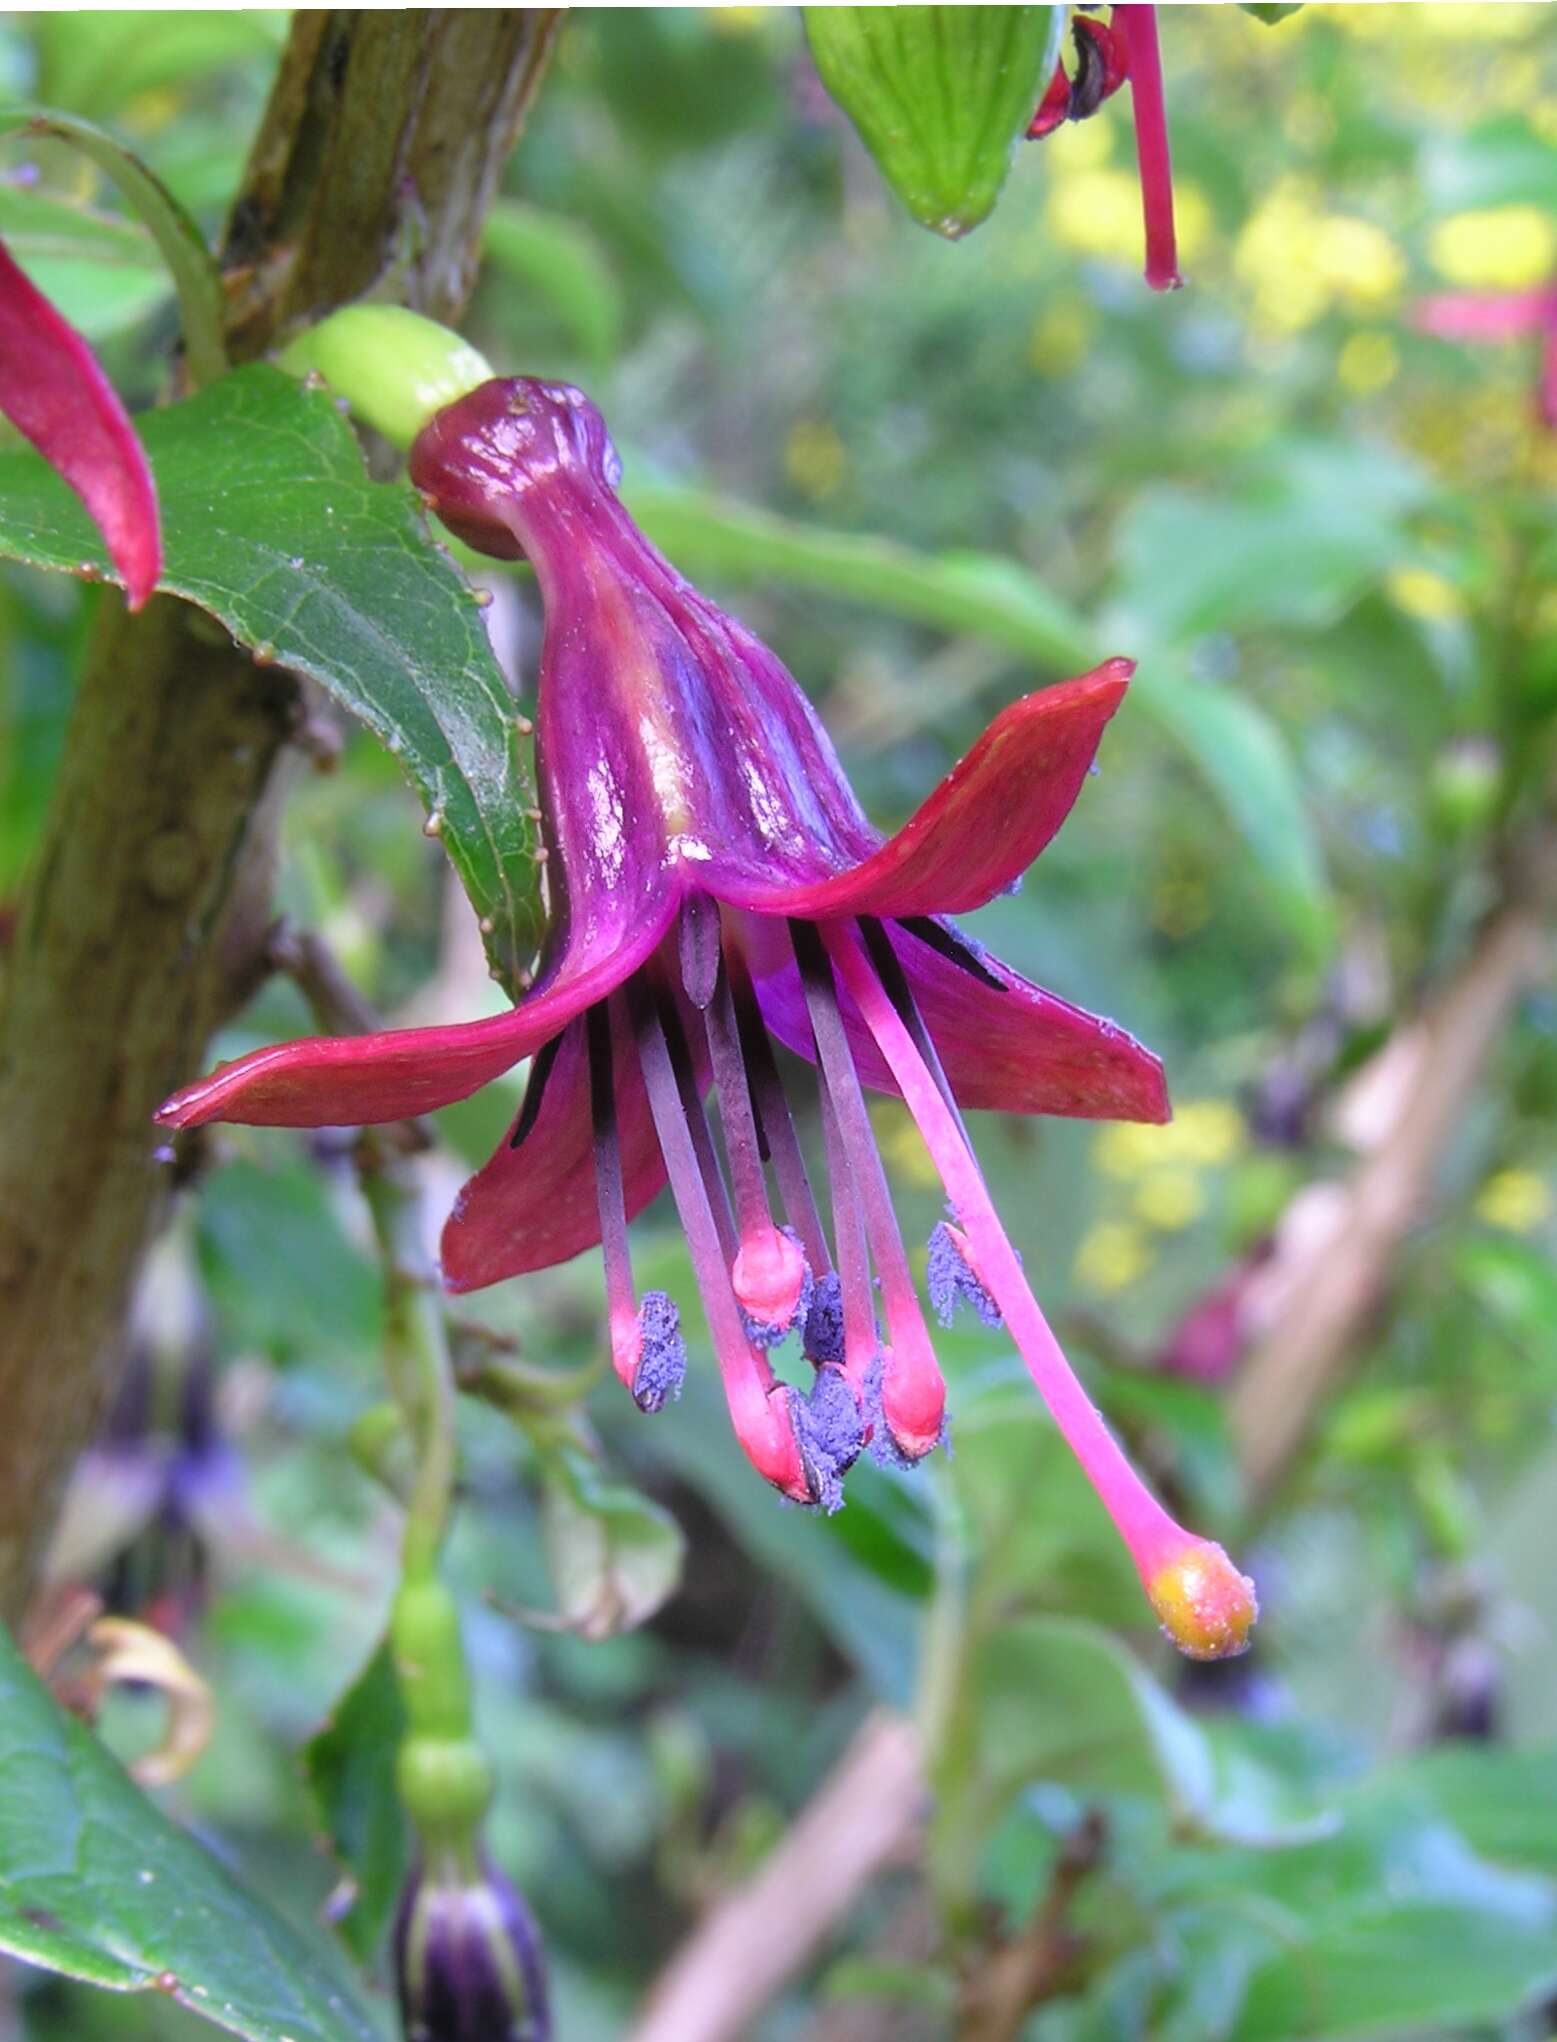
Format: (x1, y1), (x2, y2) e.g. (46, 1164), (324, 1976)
(1028, 5), (1182, 292)
(1414, 283), (1557, 431)
(158, 378), (1254, 1659)
(0, 238), (160, 606)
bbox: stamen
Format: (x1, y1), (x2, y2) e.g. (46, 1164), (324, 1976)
(790, 921), (946, 1461)
(508, 1032), (565, 1150)
(678, 892), (722, 1009)
(822, 924), (1255, 1659)
(789, 1364), (865, 1514)
(699, 953), (808, 1343)
(927, 1219), (1002, 1330)
(816, 1088), (877, 1391)
(627, 975), (808, 1500)
(589, 1001), (684, 1411)
(861, 918), (971, 1149)
(726, 944), (832, 1275)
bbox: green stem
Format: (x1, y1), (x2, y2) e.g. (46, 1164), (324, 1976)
(363, 1152), (457, 1579)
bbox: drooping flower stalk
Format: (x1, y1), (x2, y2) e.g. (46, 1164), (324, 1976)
(160, 376), (1254, 1657)
(0, 239), (160, 605)
(1027, 5), (1182, 293)
(1114, 6), (1182, 292)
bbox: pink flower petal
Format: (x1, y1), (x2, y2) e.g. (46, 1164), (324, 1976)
(441, 1008), (675, 1293)
(155, 898), (678, 1131)
(0, 239), (160, 608)
(720, 662), (1133, 921)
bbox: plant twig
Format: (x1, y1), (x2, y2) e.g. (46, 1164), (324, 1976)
(1230, 860), (1554, 1498)
(627, 1712), (926, 2042)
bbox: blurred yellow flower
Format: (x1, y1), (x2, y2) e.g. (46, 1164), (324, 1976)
(1134, 1168), (1205, 1232)
(1046, 170), (1209, 273)
(1387, 568), (1466, 623)
(1430, 208), (1556, 292)
(1028, 299), (1096, 378)
(1093, 1100), (1244, 1179)
(1337, 330), (1400, 397)
(1475, 1169), (1553, 1233)
(1237, 181), (1403, 334)
(783, 417), (846, 502)
(1074, 1220), (1153, 1294)
(1174, 1101), (1246, 1167)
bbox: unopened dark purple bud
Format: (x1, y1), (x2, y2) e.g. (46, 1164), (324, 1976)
(790, 1364), (865, 1514)
(927, 1220), (1003, 1330)
(395, 1853), (550, 2042)
(802, 1271), (845, 1367)
(633, 1291), (686, 1414)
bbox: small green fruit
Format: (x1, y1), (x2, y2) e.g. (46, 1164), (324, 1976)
(805, 6), (1060, 240)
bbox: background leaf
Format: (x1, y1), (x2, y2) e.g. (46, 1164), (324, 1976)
(0, 363), (542, 985)
(303, 1639), (409, 1969)
(0, 1621), (383, 2042)
(627, 478), (1329, 945)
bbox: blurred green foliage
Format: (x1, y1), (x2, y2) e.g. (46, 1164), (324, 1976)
(3, 7), (1557, 2042)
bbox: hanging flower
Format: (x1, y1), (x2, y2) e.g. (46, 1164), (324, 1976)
(158, 378), (1254, 1659)
(395, 1848), (550, 2042)
(1028, 5), (1182, 292)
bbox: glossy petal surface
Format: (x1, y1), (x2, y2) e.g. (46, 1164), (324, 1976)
(723, 664), (1132, 919)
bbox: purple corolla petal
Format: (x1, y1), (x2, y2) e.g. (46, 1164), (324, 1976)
(0, 239), (160, 608)
(441, 1007), (673, 1293)
(737, 913), (1167, 1124)
(156, 897), (677, 1131)
(721, 664), (1133, 920)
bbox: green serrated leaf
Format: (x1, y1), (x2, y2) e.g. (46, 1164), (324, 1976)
(0, 363), (541, 985)
(303, 1639), (410, 1967)
(0, 1621), (382, 2042)
(804, 6), (1059, 239)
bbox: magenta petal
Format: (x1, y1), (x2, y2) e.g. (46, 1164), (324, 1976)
(0, 240), (160, 608)
(721, 664), (1133, 921)
(155, 902), (677, 1131)
(441, 1013), (662, 1291)
(741, 915), (1167, 1124)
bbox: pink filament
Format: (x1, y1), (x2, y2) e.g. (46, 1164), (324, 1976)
(822, 925), (1189, 1584)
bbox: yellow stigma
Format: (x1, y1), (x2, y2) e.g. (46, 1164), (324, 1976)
(1148, 1541), (1258, 1661)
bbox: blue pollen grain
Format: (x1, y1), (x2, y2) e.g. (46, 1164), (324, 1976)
(791, 1364), (865, 1512)
(800, 1270), (845, 1366)
(632, 1291), (687, 1413)
(926, 1219), (1003, 1329)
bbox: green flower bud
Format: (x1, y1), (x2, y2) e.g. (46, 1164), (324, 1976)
(278, 306), (493, 451)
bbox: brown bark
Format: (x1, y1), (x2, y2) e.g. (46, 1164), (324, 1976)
(0, 9), (559, 1620)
